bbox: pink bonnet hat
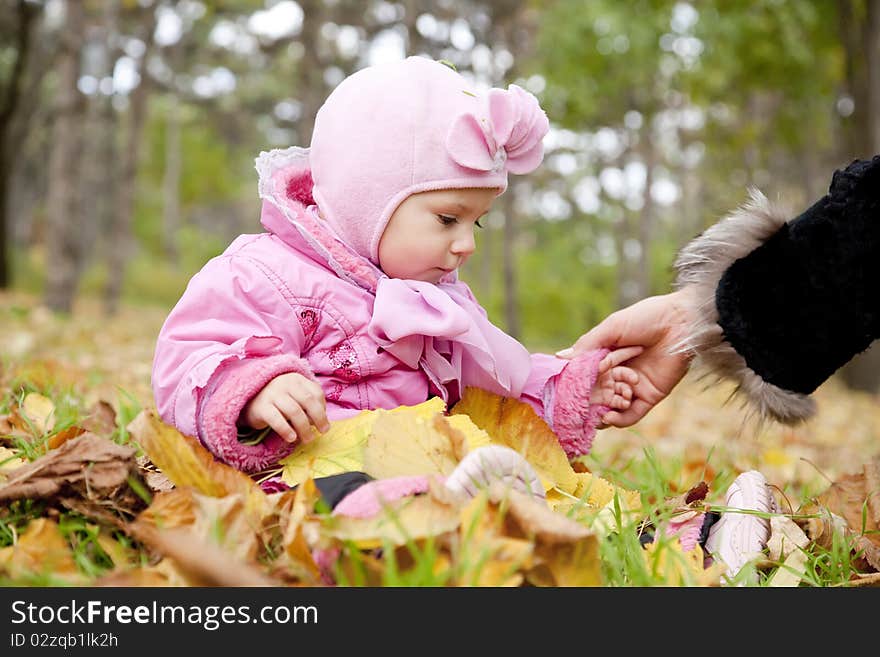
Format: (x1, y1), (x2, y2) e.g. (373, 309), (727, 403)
(309, 56), (550, 264)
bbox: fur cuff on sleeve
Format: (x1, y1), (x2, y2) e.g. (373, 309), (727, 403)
(673, 190), (816, 424)
(198, 353), (317, 473)
(551, 348), (609, 458)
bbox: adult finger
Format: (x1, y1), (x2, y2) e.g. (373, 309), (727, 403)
(603, 346), (644, 368)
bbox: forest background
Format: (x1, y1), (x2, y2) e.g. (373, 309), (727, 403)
(1, 0), (879, 395)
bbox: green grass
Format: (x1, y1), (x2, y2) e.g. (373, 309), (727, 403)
(1, 374), (875, 587)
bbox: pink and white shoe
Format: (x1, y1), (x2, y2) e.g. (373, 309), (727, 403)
(704, 470), (778, 583)
(444, 445), (545, 501)
(332, 445), (545, 519)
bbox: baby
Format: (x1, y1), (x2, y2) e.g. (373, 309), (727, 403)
(151, 56), (638, 489)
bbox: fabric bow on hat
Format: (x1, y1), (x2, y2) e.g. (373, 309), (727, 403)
(445, 84), (549, 175)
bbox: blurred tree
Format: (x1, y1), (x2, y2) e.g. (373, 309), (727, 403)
(44, 0), (87, 313)
(0, 0), (49, 289)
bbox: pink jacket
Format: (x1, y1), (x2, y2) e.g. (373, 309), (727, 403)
(151, 148), (609, 473)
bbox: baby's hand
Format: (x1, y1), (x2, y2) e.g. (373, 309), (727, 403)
(242, 372), (330, 444)
(591, 347), (641, 411)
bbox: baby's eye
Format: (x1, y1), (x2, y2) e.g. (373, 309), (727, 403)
(475, 218), (484, 229)
(437, 215), (457, 225)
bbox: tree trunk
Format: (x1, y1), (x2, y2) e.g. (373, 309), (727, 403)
(637, 131), (656, 298)
(866, 0), (880, 153)
(162, 93), (182, 265)
(103, 6), (157, 316)
(838, 0), (880, 393)
(44, 0), (86, 313)
(837, 0), (870, 158)
(0, 0), (40, 289)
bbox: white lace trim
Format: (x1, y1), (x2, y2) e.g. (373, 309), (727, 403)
(255, 145), (310, 203)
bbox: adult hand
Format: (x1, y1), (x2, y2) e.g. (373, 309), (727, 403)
(558, 288), (697, 428)
(242, 372), (331, 444)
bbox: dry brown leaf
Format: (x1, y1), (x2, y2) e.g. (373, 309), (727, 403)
(451, 387), (578, 493)
(843, 572), (880, 587)
(276, 478), (325, 584)
(0, 518), (83, 583)
(131, 526), (278, 586)
(128, 408), (266, 506)
(363, 412), (468, 480)
(190, 492), (262, 564)
(46, 425), (86, 450)
(94, 565), (182, 587)
(799, 506), (848, 551)
(456, 495), (533, 586)
(816, 456), (880, 563)
(132, 487), (197, 536)
(82, 400), (118, 437)
(0, 433), (137, 503)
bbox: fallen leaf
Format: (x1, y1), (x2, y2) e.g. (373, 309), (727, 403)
(132, 488), (197, 537)
(0, 446), (26, 483)
(128, 408), (265, 506)
(131, 526), (279, 586)
(82, 400), (117, 437)
(190, 492), (262, 564)
(767, 515), (809, 562)
(450, 387), (578, 493)
(767, 549), (808, 587)
(280, 398), (447, 487)
(325, 481), (461, 548)
(0, 518), (83, 583)
(642, 540), (724, 586)
(46, 425), (85, 450)
(0, 433), (137, 503)
(815, 456), (880, 570)
(19, 392), (56, 435)
(363, 412), (468, 480)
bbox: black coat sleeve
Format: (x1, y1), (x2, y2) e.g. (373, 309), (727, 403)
(673, 155), (880, 424)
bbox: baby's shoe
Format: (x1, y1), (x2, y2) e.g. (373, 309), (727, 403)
(332, 445), (544, 518)
(704, 470), (778, 583)
(444, 444), (545, 501)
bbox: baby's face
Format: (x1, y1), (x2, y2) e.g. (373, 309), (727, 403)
(377, 188), (497, 283)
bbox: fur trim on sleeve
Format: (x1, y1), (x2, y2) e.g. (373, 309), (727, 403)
(551, 348), (610, 458)
(197, 353), (318, 473)
(673, 189), (816, 424)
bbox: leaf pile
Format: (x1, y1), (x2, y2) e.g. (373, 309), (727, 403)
(2, 384), (878, 586)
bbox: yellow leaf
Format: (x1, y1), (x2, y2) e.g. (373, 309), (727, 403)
(642, 540), (724, 587)
(363, 412), (468, 480)
(767, 549), (808, 587)
(451, 387), (578, 493)
(0, 446), (26, 483)
(325, 482), (461, 548)
(20, 392), (55, 435)
(280, 409), (374, 486)
(128, 409), (265, 508)
(279, 398), (447, 487)
(0, 518), (82, 583)
(573, 471), (643, 513)
(444, 414), (492, 450)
